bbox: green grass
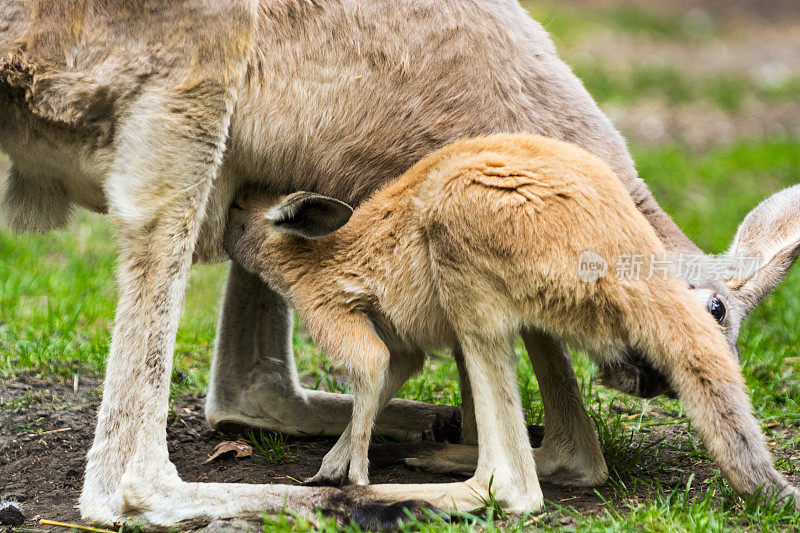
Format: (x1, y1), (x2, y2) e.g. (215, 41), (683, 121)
(2, 1), (800, 531)
(571, 63), (800, 111)
(634, 139), (800, 252)
(3, 139), (799, 531)
(248, 429), (291, 463)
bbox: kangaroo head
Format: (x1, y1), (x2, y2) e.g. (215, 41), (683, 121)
(224, 189), (353, 273)
(600, 184), (800, 398)
(262, 191), (353, 239)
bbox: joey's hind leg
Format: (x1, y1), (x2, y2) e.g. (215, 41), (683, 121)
(405, 330), (606, 487)
(522, 328), (607, 486)
(306, 348), (426, 486)
(207, 264), (458, 440)
(352, 332), (542, 513)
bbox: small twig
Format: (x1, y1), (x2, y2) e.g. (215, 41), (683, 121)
(39, 519), (117, 533)
(36, 427), (72, 436)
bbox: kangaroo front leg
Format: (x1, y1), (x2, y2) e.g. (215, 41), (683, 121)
(522, 328), (607, 486)
(207, 264), (459, 440)
(307, 347), (426, 486)
(77, 93), (413, 528)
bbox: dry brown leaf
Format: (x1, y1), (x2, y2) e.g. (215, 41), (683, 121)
(203, 440), (253, 464)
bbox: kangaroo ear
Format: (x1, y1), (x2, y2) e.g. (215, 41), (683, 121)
(267, 192), (353, 239)
(725, 184), (800, 314)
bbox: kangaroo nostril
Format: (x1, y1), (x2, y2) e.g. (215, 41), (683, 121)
(231, 200), (243, 210)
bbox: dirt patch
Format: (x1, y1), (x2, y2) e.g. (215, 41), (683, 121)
(3, 374), (789, 532)
(606, 99), (800, 148)
(0, 374), (602, 531)
(1, 374), (735, 531)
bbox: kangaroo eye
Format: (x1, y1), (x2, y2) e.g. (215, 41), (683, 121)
(709, 296), (726, 323)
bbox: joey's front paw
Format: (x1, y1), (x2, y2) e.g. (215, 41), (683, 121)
(301, 473), (347, 488)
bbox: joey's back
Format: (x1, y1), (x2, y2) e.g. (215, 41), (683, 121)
(229, 134), (665, 352)
(388, 134), (665, 338)
(413, 134), (663, 271)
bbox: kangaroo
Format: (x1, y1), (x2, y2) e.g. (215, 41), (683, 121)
(3, 0), (799, 527)
(224, 134), (800, 513)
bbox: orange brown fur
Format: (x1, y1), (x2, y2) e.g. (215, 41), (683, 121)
(226, 133), (799, 513)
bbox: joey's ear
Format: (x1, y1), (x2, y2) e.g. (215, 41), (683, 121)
(266, 191), (353, 239)
(725, 184), (800, 314)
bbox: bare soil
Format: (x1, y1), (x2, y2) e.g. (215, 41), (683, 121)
(0, 374), (734, 532)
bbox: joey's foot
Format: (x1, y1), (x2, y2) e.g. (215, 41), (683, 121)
(346, 477), (540, 515)
(401, 439), (607, 487)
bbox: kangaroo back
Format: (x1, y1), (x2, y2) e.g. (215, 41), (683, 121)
(411, 134), (662, 337)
